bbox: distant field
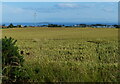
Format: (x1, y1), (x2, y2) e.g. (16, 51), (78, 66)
(2, 27), (118, 40)
(2, 27), (119, 82)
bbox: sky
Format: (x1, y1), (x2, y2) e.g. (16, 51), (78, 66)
(1, 0), (120, 2)
(1, 2), (118, 24)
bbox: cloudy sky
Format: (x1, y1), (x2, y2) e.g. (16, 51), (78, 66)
(2, 2), (118, 24)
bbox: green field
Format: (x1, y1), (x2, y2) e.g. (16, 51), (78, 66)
(2, 27), (119, 82)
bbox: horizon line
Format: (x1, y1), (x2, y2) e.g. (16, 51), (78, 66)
(1, 22), (118, 25)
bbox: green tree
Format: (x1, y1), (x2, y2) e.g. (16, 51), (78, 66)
(2, 37), (29, 83)
(7, 23), (14, 28)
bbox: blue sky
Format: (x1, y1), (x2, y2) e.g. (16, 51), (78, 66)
(2, 2), (118, 24)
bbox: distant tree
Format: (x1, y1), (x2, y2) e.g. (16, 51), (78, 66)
(17, 25), (21, 28)
(79, 24), (87, 27)
(48, 24), (62, 27)
(113, 25), (120, 28)
(24, 25), (27, 27)
(7, 23), (14, 28)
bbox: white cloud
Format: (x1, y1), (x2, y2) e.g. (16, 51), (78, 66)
(101, 3), (118, 12)
(2, 4), (34, 14)
(3, 5), (24, 14)
(2, 4), (36, 23)
(102, 8), (114, 12)
(56, 3), (79, 8)
(55, 3), (97, 9)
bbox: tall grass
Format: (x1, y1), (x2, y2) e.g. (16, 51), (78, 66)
(2, 27), (119, 82)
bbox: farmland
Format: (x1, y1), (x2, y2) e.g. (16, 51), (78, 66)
(2, 27), (119, 82)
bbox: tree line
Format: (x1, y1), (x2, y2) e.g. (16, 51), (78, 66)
(2, 23), (120, 28)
